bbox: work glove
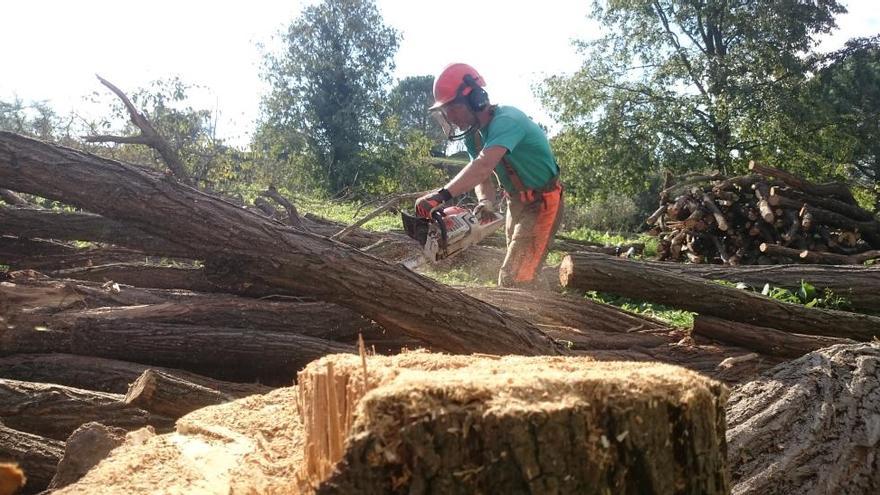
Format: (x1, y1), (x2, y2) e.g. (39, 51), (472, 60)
(472, 199), (497, 221)
(415, 188), (452, 218)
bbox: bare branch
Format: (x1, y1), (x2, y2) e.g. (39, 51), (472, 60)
(331, 191), (426, 241)
(262, 185), (305, 229)
(84, 75), (192, 185)
(0, 188), (31, 206)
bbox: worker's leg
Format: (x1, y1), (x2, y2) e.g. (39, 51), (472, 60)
(498, 185), (564, 287)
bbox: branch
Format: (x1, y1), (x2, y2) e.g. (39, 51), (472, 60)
(83, 75), (192, 185)
(0, 189), (32, 206)
(262, 185), (305, 229)
(652, 1), (709, 99)
(331, 191), (426, 241)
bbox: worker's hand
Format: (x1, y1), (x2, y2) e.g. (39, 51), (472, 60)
(472, 199), (496, 221)
(415, 188), (452, 218)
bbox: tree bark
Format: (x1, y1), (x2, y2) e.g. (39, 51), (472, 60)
(124, 369), (242, 418)
(0, 132), (561, 357)
(728, 343), (880, 494)
(50, 262), (220, 292)
(0, 206), (190, 257)
(749, 161), (857, 205)
(0, 236), (153, 271)
(693, 314), (855, 358)
(0, 378), (171, 441)
(0, 353), (272, 396)
(0, 421), (64, 494)
(617, 261), (880, 313)
(760, 242), (880, 265)
(559, 252), (880, 341)
(2, 322), (356, 385)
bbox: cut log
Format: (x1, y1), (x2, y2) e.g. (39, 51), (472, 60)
(748, 161), (857, 205)
(800, 204), (880, 247)
(693, 315), (855, 358)
(0, 132), (561, 356)
(760, 242), (880, 265)
(299, 353), (729, 494)
(559, 252), (880, 341)
(769, 186), (875, 222)
(727, 343), (880, 494)
(0, 354), (272, 396)
(0, 378), (171, 441)
(0, 206), (190, 257)
(124, 369), (238, 418)
(47, 422), (127, 491)
(618, 261), (880, 313)
(0, 421), (64, 494)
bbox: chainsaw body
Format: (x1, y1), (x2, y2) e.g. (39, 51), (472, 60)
(402, 206), (504, 265)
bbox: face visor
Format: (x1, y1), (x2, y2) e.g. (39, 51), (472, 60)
(430, 102), (478, 142)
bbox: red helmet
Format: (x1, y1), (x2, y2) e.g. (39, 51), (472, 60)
(429, 63), (486, 110)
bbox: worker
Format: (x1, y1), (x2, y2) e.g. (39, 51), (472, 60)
(415, 63), (563, 287)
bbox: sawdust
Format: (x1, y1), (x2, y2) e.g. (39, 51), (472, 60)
(55, 387), (304, 495)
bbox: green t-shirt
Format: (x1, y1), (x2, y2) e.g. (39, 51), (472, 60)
(465, 105), (559, 191)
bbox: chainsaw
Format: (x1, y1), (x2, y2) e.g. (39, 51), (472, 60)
(401, 205), (504, 267)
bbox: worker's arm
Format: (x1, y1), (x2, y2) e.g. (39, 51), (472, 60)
(444, 145), (507, 197)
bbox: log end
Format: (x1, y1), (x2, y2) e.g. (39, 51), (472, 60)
(558, 254), (575, 287)
(299, 352), (730, 494)
(124, 370), (159, 409)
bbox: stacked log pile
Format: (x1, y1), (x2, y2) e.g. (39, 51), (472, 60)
(647, 162), (880, 265)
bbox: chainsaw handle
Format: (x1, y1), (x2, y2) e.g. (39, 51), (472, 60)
(431, 209), (448, 245)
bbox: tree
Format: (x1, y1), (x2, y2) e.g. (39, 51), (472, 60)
(0, 97), (60, 141)
(258, 0), (400, 195)
(770, 36), (880, 211)
(540, 0), (845, 202)
(386, 75), (446, 153)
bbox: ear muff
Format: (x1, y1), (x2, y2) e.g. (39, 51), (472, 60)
(460, 74), (489, 112)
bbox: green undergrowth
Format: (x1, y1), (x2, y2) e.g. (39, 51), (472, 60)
(561, 227), (659, 258)
(584, 291), (696, 328)
(714, 279), (853, 311)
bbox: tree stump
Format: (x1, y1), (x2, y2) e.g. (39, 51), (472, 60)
(728, 343), (880, 494)
(297, 352), (729, 494)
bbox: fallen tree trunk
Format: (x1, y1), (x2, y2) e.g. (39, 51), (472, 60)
(693, 315), (856, 358)
(559, 252), (880, 341)
(0, 378), (171, 441)
(0, 132), (561, 356)
(0, 421), (64, 494)
(760, 242), (880, 265)
(727, 343), (880, 494)
(124, 369), (239, 418)
(0, 236), (155, 271)
(634, 261), (880, 312)
(0, 206), (190, 257)
(50, 263), (220, 293)
(1, 322), (356, 385)
(0, 354), (272, 396)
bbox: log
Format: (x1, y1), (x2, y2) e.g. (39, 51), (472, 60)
(616, 261), (880, 313)
(0, 132), (561, 356)
(0, 188), (29, 206)
(50, 263), (220, 293)
(0, 207), (190, 258)
(47, 422), (126, 491)
(727, 343), (880, 494)
(0, 236), (153, 271)
(800, 204), (880, 247)
(693, 315), (855, 358)
(1, 322), (356, 385)
(559, 252), (880, 341)
(0, 354), (272, 396)
(0, 421), (64, 494)
(299, 353), (729, 494)
(769, 186), (875, 222)
(760, 242), (880, 265)
(748, 161), (857, 204)
(124, 369), (238, 418)
(0, 378), (171, 441)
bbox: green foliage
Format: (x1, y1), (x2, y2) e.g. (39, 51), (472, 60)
(386, 75), (446, 154)
(257, 0), (400, 195)
(715, 279), (852, 310)
(585, 291), (695, 327)
(540, 0), (845, 202)
(0, 97), (62, 141)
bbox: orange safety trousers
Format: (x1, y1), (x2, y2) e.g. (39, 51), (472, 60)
(498, 181), (564, 287)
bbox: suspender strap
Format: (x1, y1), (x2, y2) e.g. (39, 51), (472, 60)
(473, 130), (528, 194)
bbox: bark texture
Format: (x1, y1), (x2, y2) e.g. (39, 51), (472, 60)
(693, 315), (856, 358)
(727, 343), (880, 495)
(0, 132), (561, 356)
(124, 369), (237, 418)
(559, 252), (880, 341)
(0, 378), (171, 440)
(0, 421), (64, 494)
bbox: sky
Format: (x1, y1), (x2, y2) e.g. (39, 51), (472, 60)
(1, 0), (878, 147)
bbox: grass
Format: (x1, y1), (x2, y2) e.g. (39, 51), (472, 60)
(561, 227), (660, 257)
(584, 291), (696, 328)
